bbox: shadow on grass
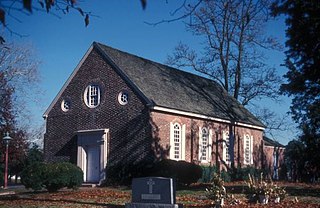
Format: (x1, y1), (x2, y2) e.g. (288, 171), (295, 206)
(284, 185), (320, 197)
(0, 192), (125, 208)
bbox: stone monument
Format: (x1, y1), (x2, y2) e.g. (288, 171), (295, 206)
(125, 177), (182, 208)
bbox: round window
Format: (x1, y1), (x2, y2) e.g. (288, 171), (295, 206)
(61, 99), (71, 112)
(118, 91), (129, 105)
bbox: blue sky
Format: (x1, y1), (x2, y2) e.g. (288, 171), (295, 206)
(4, 0), (295, 144)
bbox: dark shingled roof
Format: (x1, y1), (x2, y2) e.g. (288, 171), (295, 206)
(263, 136), (285, 148)
(95, 42), (265, 128)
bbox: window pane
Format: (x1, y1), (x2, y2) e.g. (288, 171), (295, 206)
(84, 84), (100, 108)
(201, 128), (209, 161)
(244, 135), (251, 164)
(173, 124), (181, 159)
(224, 132), (230, 163)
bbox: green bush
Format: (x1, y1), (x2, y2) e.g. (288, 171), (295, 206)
(221, 169), (232, 182)
(44, 162), (83, 192)
(105, 161), (154, 186)
(199, 166), (232, 183)
(21, 162), (47, 191)
(151, 159), (203, 186)
(21, 162), (83, 192)
(104, 159), (202, 186)
(232, 167), (268, 181)
(199, 166), (217, 183)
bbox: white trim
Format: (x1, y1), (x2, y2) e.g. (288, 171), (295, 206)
(169, 122), (185, 161)
(169, 122), (175, 159)
(181, 124), (186, 160)
(222, 131), (231, 165)
(118, 90), (129, 105)
(76, 129), (109, 184)
(152, 106), (265, 131)
(250, 135), (254, 165)
(243, 134), (253, 165)
(198, 127), (203, 161)
(199, 127), (212, 163)
(208, 129), (213, 163)
(61, 99), (71, 112)
(77, 145), (87, 181)
(264, 145), (285, 149)
(43, 45), (94, 118)
(84, 84), (101, 108)
(76, 129), (109, 134)
(243, 134), (248, 164)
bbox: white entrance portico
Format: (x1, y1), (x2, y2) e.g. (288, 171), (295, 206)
(76, 129), (109, 184)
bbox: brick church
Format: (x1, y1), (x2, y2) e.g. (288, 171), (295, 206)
(43, 42), (275, 184)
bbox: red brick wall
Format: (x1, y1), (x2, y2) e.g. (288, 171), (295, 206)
(150, 111), (264, 170)
(44, 48), (154, 167)
(263, 145), (285, 179)
(44, 46), (266, 175)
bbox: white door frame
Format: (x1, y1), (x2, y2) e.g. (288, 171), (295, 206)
(76, 129), (109, 184)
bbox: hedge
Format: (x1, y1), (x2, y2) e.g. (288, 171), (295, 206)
(21, 162), (83, 192)
(104, 159), (202, 186)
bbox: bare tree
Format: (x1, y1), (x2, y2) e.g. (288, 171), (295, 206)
(0, 41), (41, 129)
(165, 0), (283, 106)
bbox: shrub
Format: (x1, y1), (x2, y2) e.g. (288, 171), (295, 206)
(105, 161), (154, 186)
(220, 169), (232, 182)
(199, 166), (217, 183)
(176, 160), (203, 185)
(21, 162), (83, 192)
(21, 162), (47, 191)
(66, 164), (85, 189)
(233, 167), (268, 181)
(104, 159), (202, 186)
(44, 162), (83, 192)
(150, 159), (202, 186)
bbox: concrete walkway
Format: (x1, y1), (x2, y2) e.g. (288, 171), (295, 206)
(0, 184), (24, 195)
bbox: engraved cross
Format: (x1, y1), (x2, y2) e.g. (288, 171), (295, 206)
(147, 179), (155, 194)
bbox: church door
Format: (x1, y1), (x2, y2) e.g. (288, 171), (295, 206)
(87, 145), (100, 182)
(77, 129), (109, 184)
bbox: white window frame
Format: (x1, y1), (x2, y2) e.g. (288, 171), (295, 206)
(61, 99), (71, 112)
(84, 84), (101, 108)
(170, 122), (185, 161)
(198, 127), (212, 163)
(243, 134), (253, 165)
(118, 91), (129, 105)
(222, 131), (231, 165)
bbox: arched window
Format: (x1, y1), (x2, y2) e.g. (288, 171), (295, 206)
(223, 131), (230, 164)
(173, 123), (181, 160)
(201, 128), (209, 161)
(244, 134), (253, 165)
(170, 122), (185, 160)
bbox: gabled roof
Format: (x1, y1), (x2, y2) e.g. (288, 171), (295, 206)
(44, 42), (264, 129)
(263, 136), (285, 148)
(94, 42), (264, 129)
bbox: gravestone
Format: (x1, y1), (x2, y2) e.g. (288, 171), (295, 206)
(125, 177), (182, 208)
